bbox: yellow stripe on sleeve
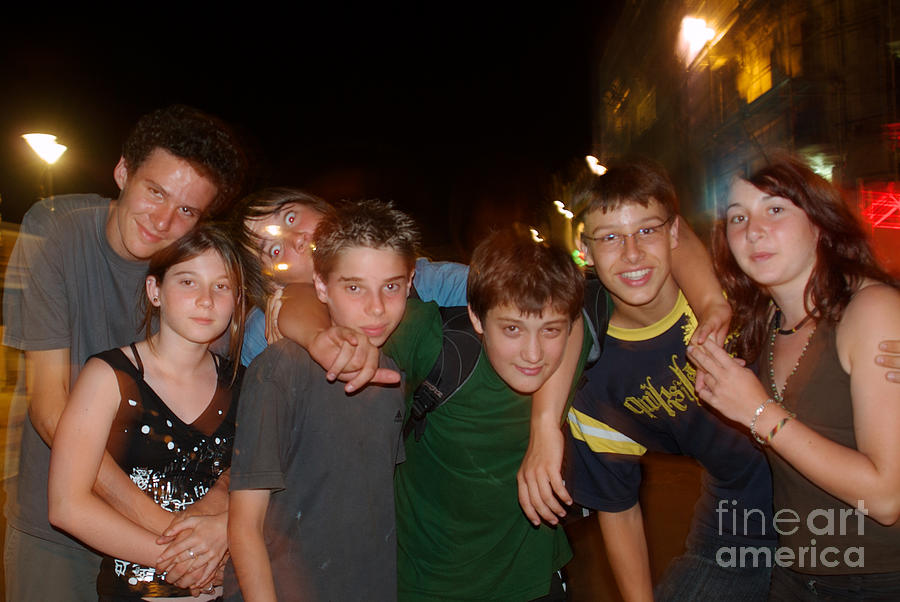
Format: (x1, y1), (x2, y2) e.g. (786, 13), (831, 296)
(568, 408), (647, 456)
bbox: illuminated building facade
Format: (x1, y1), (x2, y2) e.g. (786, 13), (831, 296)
(591, 0), (900, 270)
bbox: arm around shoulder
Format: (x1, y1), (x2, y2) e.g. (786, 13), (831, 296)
(517, 316), (584, 525)
(671, 219), (732, 345)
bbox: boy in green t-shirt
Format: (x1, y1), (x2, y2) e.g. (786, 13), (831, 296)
(280, 227), (588, 600)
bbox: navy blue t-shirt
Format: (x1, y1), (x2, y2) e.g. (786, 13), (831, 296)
(568, 292), (775, 547)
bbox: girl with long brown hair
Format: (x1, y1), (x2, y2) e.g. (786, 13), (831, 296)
(688, 154), (900, 598)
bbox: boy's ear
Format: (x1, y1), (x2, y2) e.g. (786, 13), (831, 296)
(406, 268), (415, 295)
(313, 272), (329, 304)
(576, 233), (595, 267)
(467, 304), (484, 335)
(114, 156), (129, 191)
(669, 215), (680, 250)
(146, 276), (161, 306)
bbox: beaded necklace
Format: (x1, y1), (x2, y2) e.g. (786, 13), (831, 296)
(768, 310), (817, 402)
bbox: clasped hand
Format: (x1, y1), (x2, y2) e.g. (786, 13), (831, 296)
(155, 510), (228, 593)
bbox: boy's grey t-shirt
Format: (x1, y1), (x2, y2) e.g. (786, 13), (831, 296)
(3, 194), (148, 545)
(225, 339), (405, 602)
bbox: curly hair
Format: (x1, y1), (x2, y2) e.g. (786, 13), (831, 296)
(713, 153), (897, 362)
(312, 200), (419, 280)
(122, 105), (247, 217)
(468, 226), (584, 323)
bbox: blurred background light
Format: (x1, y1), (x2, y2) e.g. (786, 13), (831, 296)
(679, 17), (715, 66)
(585, 155), (607, 175)
(554, 200), (574, 219)
(22, 133), (67, 165)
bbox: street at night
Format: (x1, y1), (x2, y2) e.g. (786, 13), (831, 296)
(2, 3), (899, 601)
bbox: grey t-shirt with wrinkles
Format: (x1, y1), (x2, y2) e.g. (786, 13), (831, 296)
(225, 339), (405, 602)
(3, 194), (148, 546)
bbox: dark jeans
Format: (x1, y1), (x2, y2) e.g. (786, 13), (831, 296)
(770, 565), (900, 601)
(654, 532), (773, 602)
(4, 525), (101, 601)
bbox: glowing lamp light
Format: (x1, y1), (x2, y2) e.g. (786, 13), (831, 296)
(529, 228), (544, 243)
(22, 133), (67, 164)
(275, 263), (289, 271)
(554, 200), (574, 220)
(265, 225), (282, 236)
(585, 155), (607, 176)
(679, 17), (715, 65)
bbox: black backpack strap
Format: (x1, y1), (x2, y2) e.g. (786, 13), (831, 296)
(583, 278), (611, 365)
(405, 306), (482, 441)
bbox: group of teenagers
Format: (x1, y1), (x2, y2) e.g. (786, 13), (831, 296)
(2, 104), (900, 601)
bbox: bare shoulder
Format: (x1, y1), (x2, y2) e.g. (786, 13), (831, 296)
(837, 281), (900, 371)
(80, 355), (118, 379)
(69, 357), (121, 407)
(843, 281), (900, 323)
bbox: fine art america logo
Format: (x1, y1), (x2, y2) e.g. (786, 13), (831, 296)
(715, 499), (869, 569)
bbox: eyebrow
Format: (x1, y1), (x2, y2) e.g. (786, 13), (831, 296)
(496, 316), (568, 327)
(541, 319), (569, 328)
(169, 268), (229, 280)
(727, 194), (780, 210)
(336, 274), (407, 283)
(589, 215), (668, 234)
(144, 178), (168, 197)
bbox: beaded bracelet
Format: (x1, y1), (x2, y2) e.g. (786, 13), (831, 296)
(750, 398), (775, 445)
(766, 417), (792, 444)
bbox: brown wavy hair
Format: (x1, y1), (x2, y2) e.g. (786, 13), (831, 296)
(713, 153), (897, 362)
(468, 226), (584, 324)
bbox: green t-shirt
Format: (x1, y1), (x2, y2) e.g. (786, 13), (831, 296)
(384, 300), (585, 601)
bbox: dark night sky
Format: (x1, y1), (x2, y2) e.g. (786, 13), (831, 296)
(1, 6), (618, 259)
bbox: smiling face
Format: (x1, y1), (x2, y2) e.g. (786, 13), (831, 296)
(146, 248), (236, 345)
(313, 246), (413, 347)
(108, 148), (218, 262)
(469, 303), (570, 395)
(247, 202), (324, 285)
(725, 178), (819, 296)
(579, 201), (680, 327)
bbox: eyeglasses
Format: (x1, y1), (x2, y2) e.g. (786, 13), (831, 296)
(580, 216), (673, 250)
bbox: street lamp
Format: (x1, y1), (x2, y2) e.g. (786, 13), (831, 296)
(22, 133), (67, 198)
(678, 17), (716, 67)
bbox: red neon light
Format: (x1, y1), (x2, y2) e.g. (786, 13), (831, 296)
(883, 123), (900, 150)
(860, 183), (900, 230)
